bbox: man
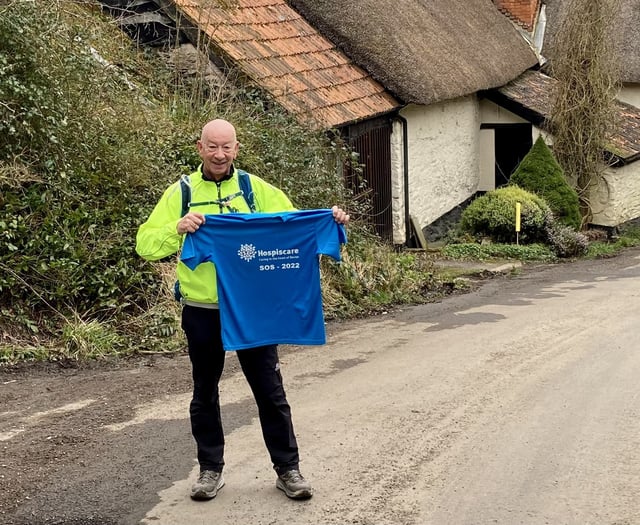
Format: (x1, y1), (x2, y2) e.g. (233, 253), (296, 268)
(136, 119), (349, 501)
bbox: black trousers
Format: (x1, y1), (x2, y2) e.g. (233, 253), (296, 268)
(181, 305), (299, 474)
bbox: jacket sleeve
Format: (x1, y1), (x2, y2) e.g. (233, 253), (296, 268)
(135, 183), (183, 261)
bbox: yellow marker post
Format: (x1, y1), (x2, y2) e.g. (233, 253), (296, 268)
(515, 202), (521, 245)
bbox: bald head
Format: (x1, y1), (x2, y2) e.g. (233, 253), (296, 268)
(201, 119), (237, 143)
(197, 119), (240, 181)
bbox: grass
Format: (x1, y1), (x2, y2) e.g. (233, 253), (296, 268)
(439, 242), (557, 262)
(585, 225), (640, 258)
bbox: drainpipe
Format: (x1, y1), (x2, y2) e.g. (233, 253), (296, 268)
(395, 114), (411, 245)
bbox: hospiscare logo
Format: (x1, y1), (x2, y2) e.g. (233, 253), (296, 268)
(237, 243), (300, 262)
(237, 243), (257, 262)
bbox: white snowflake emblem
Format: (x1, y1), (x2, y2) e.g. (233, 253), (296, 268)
(237, 243), (257, 262)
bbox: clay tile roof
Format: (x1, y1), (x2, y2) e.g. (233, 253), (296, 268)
(168, 0), (400, 128)
(486, 69), (640, 165)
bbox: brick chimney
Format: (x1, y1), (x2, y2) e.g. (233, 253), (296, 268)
(493, 0), (541, 32)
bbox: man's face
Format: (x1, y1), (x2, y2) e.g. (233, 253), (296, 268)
(197, 128), (239, 180)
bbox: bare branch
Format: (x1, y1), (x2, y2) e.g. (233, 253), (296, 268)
(548, 0), (622, 226)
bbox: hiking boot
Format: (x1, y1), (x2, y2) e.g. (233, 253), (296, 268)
(276, 469), (313, 499)
(190, 470), (225, 500)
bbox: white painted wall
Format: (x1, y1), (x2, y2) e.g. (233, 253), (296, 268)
(394, 97), (480, 243)
(390, 119), (406, 244)
(389, 94), (640, 244)
(479, 99), (528, 125)
(590, 162), (640, 226)
(618, 83), (640, 108)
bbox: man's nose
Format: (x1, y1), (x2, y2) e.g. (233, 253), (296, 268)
(213, 148), (227, 158)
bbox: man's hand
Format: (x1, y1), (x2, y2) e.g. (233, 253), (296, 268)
(177, 212), (206, 234)
(332, 205), (350, 225)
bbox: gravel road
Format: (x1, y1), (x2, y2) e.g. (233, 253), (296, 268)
(2, 249), (640, 525)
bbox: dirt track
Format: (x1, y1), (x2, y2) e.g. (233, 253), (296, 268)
(2, 249), (640, 525)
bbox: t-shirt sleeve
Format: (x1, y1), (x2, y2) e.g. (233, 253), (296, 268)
(315, 209), (347, 261)
(180, 221), (218, 270)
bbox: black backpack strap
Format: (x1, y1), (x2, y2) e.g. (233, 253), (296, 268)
(237, 169), (256, 213)
(175, 175), (192, 303)
(179, 175), (191, 217)
(181, 171), (254, 214)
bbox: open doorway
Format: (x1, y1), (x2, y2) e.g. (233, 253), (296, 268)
(494, 123), (533, 187)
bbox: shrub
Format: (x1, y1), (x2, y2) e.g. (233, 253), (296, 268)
(321, 227), (437, 317)
(510, 136), (582, 230)
(460, 186), (551, 243)
(0, 1), (179, 329)
(545, 223), (589, 258)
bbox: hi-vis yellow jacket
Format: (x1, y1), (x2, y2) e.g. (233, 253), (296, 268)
(135, 165), (295, 306)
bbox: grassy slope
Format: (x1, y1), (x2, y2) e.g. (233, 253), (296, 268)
(0, 1), (440, 363)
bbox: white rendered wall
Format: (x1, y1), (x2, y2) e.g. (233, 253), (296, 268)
(398, 97), (480, 237)
(390, 119), (406, 244)
(591, 163), (640, 226)
(618, 83), (640, 108)
(479, 99), (528, 125)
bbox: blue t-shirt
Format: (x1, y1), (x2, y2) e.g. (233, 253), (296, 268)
(180, 209), (347, 350)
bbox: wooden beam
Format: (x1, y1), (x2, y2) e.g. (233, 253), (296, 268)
(410, 215), (427, 250)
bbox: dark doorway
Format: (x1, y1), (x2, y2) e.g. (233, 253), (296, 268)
(494, 123), (533, 187)
(342, 118), (393, 241)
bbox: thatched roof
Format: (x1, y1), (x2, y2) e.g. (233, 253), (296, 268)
(542, 0), (640, 83)
(287, 0), (539, 105)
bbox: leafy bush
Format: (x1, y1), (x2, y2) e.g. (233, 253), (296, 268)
(0, 2), (162, 324)
(510, 136), (582, 229)
(545, 223), (589, 258)
(460, 186), (551, 243)
(0, 1), (179, 329)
